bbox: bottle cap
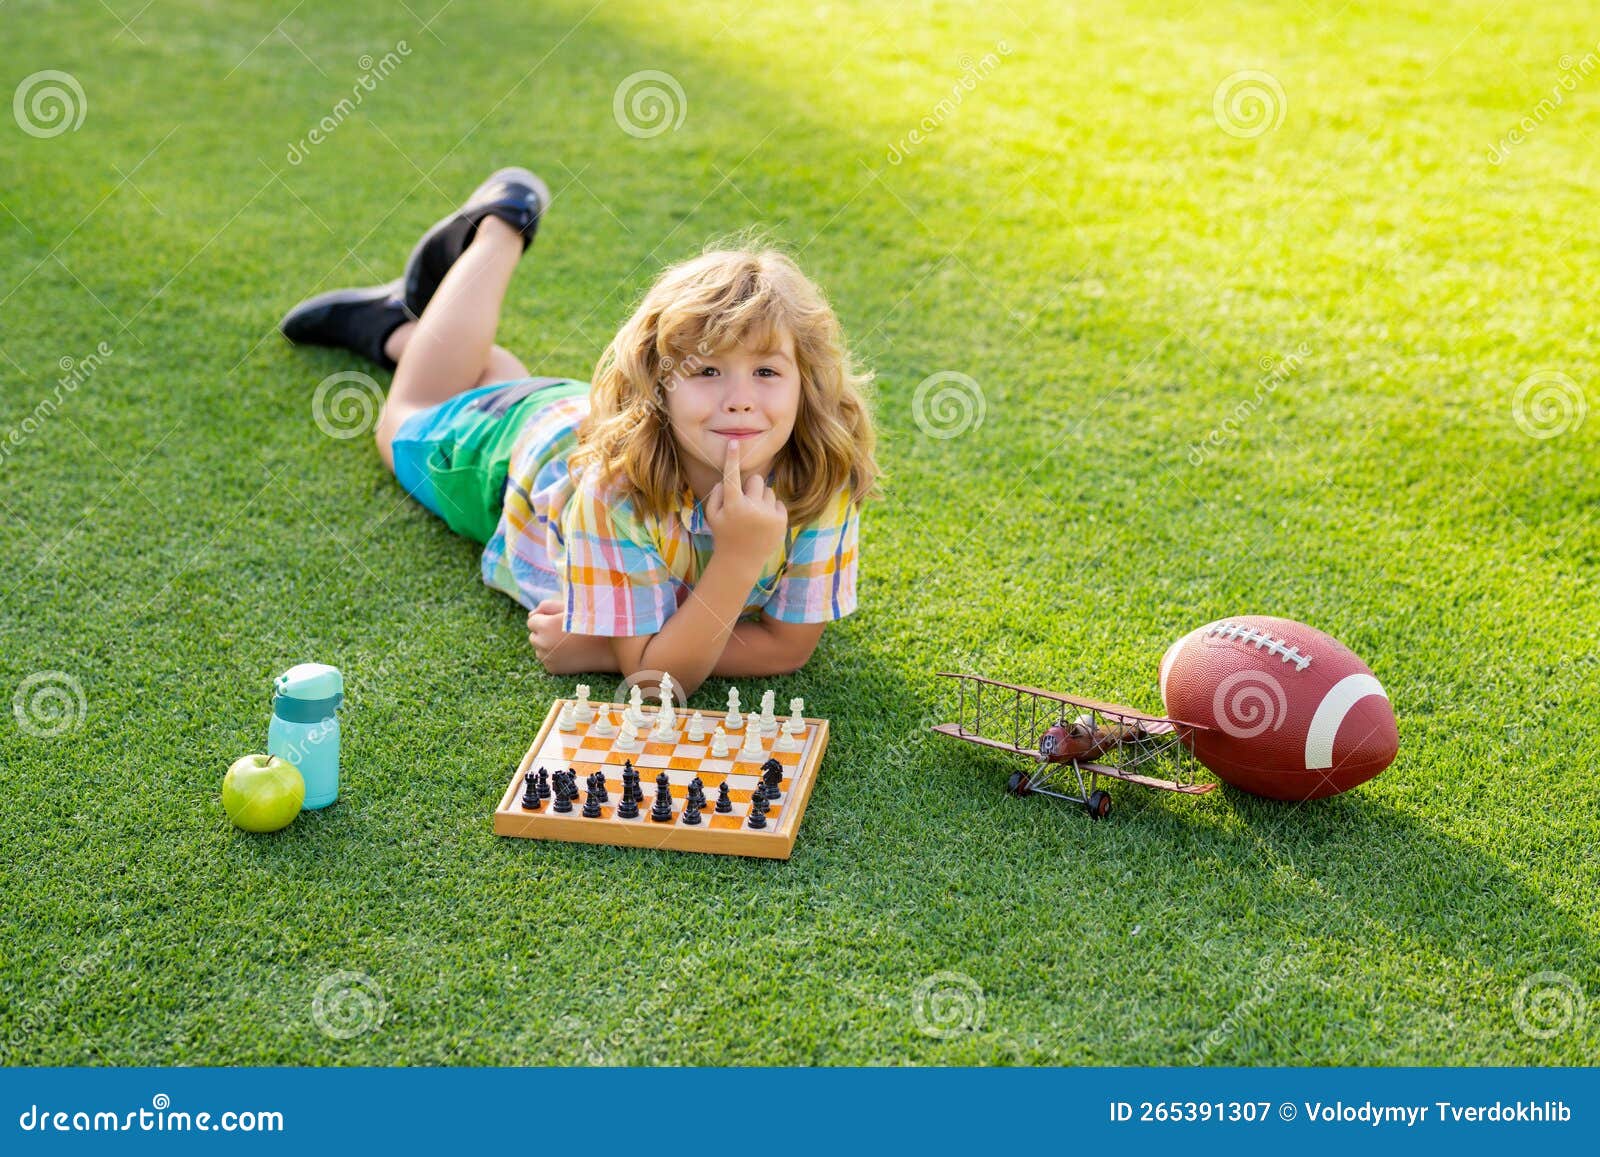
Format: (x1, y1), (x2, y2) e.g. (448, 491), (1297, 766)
(274, 663), (343, 701)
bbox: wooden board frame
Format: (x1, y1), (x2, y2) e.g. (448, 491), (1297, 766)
(493, 699), (830, 859)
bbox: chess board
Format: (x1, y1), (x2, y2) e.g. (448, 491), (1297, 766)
(494, 699), (830, 859)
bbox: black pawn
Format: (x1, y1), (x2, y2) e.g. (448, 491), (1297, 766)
(582, 785), (603, 818)
(650, 779), (674, 823)
(616, 786), (640, 819)
(687, 776), (706, 810)
(521, 771), (541, 810)
(761, 758), (783, 802)
(591, 770), (609, 804)
(746, 791), (768, 829)
(715, 782), (733, 813)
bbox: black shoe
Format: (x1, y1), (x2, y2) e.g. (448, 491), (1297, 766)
(279, 279), (413, 372)
(402, 167), (549, 318)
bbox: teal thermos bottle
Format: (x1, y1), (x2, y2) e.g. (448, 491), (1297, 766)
(267, 663), (343, 809)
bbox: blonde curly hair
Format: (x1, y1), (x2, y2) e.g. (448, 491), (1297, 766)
(569, 236), (881, 525)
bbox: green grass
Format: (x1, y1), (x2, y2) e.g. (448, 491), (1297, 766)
(2, 0), (1598, 1065)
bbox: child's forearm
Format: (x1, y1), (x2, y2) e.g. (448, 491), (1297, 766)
(633, 553), (762, 694)
(711, 620), (806, 678)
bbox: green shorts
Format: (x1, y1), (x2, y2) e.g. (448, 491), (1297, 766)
(391, 377), (590, 544)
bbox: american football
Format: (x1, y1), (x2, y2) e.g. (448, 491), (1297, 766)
(1158, 616), (1398, 800)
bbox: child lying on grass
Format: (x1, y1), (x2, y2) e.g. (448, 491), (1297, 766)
(280, 167), (880, 695)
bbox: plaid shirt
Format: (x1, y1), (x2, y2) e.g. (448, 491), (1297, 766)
(481, 394), (860, 635)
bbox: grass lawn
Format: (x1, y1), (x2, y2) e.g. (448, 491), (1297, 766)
(2, 0), (1597, 1065)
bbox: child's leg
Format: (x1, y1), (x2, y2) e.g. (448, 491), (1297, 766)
(374, 215), (527, 471)
(382, 324), (529, 387)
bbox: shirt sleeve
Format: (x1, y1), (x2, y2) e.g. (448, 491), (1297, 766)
(561, 476), (677, 636)
(762, 488), (860, 624)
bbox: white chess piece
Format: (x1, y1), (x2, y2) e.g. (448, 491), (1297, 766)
(759, 689), (777, 735)
(740, 721), (764, 758)
(724, 687), (743, 730)
(558, 700), (577, 731)
(573, 684), (595, 723)
(775, 727), (802, 753)
(687, 711), (707, 743)
(650, 704), (677, 742)
(710, 726), (730, 758)
(659, 672), (675, 710)
(785, 698), (805, 735)
(591, 706), (616, 737)
(615, 717), (641, 751)
(626, 685), (645, 728)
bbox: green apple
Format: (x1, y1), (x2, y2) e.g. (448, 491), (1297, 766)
(222, 753), (305, 832)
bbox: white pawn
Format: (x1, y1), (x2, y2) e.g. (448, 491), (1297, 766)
(776, 727), (802, 753)
(710, 725), (731, 758)
(615, 717), (641, 751)
(573, 684), (595, 723)
(687, 711), (707, 743)
(724, 687), (743, 730)
(785, 697), (805, 735)
(650, 704), (676, 742)
(759, 689), (778, 735)
(558, 700), (577, 731)
(740, 720), (764, 758)
(591, 705), (616, 737)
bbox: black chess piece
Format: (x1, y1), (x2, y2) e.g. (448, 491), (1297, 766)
(616, 785), (640, 819)
(521, 770), (541, 810)
(746, 790), (768, 829)
(715, 782), (733, 813)
(582, 785), (603, 818)
(681, 794), (702, 825)
(650, 779), (674, 823)
(760, 758), (783, 802)
(589, 770), (609, 804)
(687, 776), (706, 810)
(536, 767), (552, 799)
(552, 772), (574, 813)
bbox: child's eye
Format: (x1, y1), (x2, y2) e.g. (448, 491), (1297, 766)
(757, 367), (778, 377)
(698, 367), (719, 377)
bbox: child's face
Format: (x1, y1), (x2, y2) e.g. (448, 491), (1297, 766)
(665, 332), (801, 494)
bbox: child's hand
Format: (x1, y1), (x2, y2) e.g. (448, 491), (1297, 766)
(527, 598), (619, 674)
(704, 440), (786, 572)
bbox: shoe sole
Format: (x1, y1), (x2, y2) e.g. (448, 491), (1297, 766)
(402, 167), (550, 317)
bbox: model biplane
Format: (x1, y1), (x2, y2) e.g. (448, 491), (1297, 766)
(930, 672), (1216, 819)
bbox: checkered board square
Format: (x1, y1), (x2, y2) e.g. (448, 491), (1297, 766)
(493, 700), (830, 859)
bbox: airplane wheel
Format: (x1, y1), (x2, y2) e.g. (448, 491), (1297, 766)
(1006, 771), (1032, 797)
(1086, 789), (1111, 820)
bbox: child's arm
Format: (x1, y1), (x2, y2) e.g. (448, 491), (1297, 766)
(713, 618), (824, 677)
